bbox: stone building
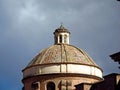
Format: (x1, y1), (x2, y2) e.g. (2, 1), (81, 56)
(75, 73), (120, 90)
(22, 25), (119, 90)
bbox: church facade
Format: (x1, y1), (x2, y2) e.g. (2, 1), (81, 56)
(22, 25), (119, 90)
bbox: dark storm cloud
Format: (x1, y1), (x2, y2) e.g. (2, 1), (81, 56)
(0, 0), (120, 90)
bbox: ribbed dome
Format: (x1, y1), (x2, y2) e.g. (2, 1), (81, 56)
(23, 25), (103, 80)
(27, 44), (98, 68)
(22, 26), (103, 90)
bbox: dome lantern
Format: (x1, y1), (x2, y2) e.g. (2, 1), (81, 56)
(53, 25), (70, 44)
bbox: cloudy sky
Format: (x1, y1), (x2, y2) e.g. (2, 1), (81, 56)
(0, 0), (120, 90)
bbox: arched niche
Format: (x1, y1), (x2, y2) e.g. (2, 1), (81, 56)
(47, 82), (55, 90)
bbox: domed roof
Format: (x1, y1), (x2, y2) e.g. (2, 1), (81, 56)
(27, 44), (98, 68)
(54, 24), (70, 34)
(23, 25), (103, 79)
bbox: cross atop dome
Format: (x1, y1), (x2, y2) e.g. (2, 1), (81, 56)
(53, 25), (70, 44)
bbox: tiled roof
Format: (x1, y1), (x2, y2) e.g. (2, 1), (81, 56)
(26, 44), (98, 67)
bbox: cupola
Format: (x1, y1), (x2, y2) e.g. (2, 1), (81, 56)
(53, 25), (70, 44)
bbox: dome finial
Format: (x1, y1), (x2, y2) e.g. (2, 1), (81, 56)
(59, 22), (65, 29)
(61, 22), (63, 26)
(60, 22), (63, 27)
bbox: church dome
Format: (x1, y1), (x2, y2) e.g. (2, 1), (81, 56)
(23, 25), (103, 80)
(27, 44), (98, 67)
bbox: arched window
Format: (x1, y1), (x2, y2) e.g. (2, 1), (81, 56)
(31, 82), (39, 90)
(59, 35), (62, 43)
(54, 36), (57, 44)
(47, 82), (55, 90)
(64, 35), (67, 43)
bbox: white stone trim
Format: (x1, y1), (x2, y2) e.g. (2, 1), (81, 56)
(23, 64), (102, 78)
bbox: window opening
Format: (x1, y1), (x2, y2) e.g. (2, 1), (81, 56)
(59, 35), (62, 43)
(64, 35), (67, 43)
(31, 82), (39, 90)
(47, 82), (55, 90)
